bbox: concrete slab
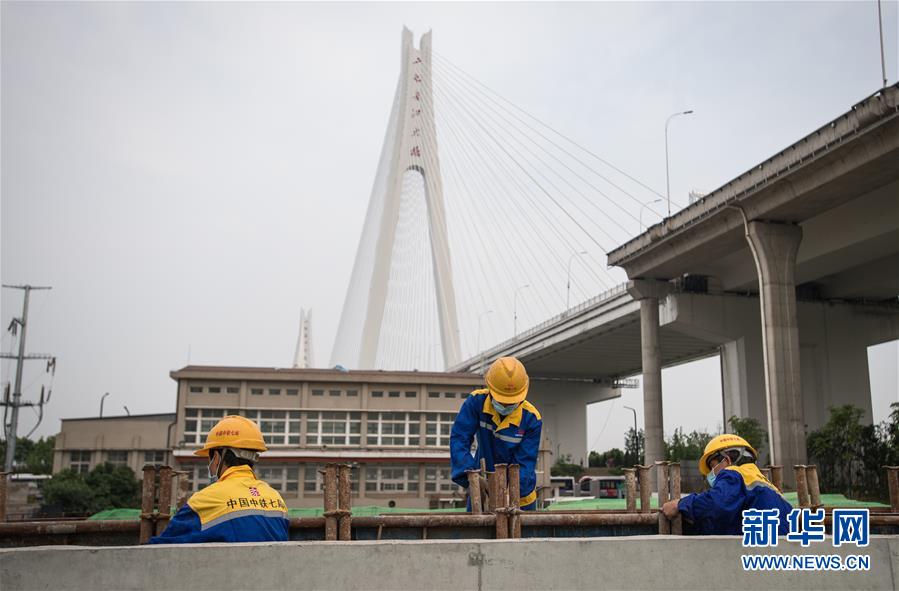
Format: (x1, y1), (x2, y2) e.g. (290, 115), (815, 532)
(1, 536), (897, 591)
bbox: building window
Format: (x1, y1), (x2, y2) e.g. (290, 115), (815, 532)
(388, 391), (400, 398)
(443, 392), (456, 399)
(226, 386), (240, 394)
(183, 407), (241, 445)
(425, 413), (455, 447)
(208, 386), (221, 394)
(243, 410), (301, 445)
(189, 386), (203, 393)
(257, 464), (300, 494)
(405, 391), (416, 398)
(428, 391), (440, 398)
(144, 451), (166, 465)
(303, 463), (323, 492)
(366, 412), (420, 446)
(312, 389), (324, 397)
(106, 450), (129, 467)
(346, 389), (358, 397)
(69, 450), (91, 474)
(365, 464), (419, 493)
(251, 388), (263, 396)
(329, 389), (341, 397)
(286, 388), (299, 396)
(187, 465), (211, 492)
(306, 411), (361, 446)
(371, 390), (383, 398)
(425, 465), (459, 493)
(268, 388), (281, 396)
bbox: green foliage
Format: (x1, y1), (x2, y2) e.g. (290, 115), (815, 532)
(589, 447), (625, 468)
(728, 416), (767, 456)
(42, 463), (141, 515)
(551, 454), (585, 479)
(807, 403), (898, 502)
(0, 436), (56, 473)
(665, 428), (714, 462)
(624, 427), (644, 466)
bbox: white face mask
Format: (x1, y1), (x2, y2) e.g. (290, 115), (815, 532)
(492, 398), (519, 416)
(207, 453), (220, 483)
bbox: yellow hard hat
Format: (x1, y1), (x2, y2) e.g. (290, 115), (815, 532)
(485, 357), (529, 405)
(193, 415), (267, 457)
(699, 433), (758, 476)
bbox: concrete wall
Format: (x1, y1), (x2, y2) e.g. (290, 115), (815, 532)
(2, 536), (897, 590)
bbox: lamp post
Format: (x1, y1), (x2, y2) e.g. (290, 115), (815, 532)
(639, 199), (663, 231)
(477, 310), (494, 373)
(513, 284), (530, 337)
(566, 251), (588, 310)
(623, 405), (638, 466)
(665, 110), (694, 216)
(99, 392), (110, 418)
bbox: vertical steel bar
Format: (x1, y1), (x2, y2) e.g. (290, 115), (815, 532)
(885, 466), (899, 512)
(323, 464), (338, 541)
(769, 465), (783, 492)
(0, 472), (7, 523)
(669, 462), (682, 535)
(805, 465), (821, 508)
(338, 464), (352, 541)
(494, 464), (508, 539)
(655, 461), (670, 534)
(467, 470), (482, 515)
(761, 468), (771, 482)
(508, 464), (521, 539)
(139, 465), (156, 544)
(175, 471), (191, 510)
(485, 471), (496, 513)
(155, 466), (174, 535)
(623, 468), (636, 513)
(794, 465), (810, 508)
(637, 465), (651, 513)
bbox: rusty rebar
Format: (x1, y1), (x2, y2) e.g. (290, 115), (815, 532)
(623, 468), (636, 513)
(669, 462), (682, 535)
(805, 465), (822, 508)
(520, 512), (659, 527)
(155, 466), (174, 535)
(761, 467), (772, 482)
(486, 471), (497, 513)
(174, 470), (191, 509)
(508, 464), (521, 539)
(322, 464), (338, 541)
(494, 464), (508, 540)
(351, 514), (496, 528)
(636, 465), (651, 513)
(0, 472), (8, 523)
(466, 470), (482, 515)
(139, 465), (156, 544)
(338, 464), (352, 541)
(768, 465), (783, 492)
(885, 466), (899, 512)
(794, 465), (810, 508)
(655, 461), (670, 534)
(0, 520), (142, 536)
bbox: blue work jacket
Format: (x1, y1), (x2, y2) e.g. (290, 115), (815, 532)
(450, 390), (542, 510)
(149, 465), (289, 544)
(677, 464), (792, 535)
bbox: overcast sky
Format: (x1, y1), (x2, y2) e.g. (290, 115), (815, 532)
(2, 1), (897, 453)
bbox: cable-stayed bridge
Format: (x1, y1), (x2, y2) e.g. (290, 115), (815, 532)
(330, 29), (899, 483)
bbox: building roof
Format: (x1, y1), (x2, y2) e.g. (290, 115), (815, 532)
(170, 365), (482, 384)
(60, 413), (176, 423)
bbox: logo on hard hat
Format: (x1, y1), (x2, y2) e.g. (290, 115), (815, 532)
(216, 429), (240, 437)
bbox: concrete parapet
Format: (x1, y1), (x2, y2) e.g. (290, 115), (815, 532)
(2, 536), (898, 590)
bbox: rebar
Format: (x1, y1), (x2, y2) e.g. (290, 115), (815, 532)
(655, 461), (670, 534)
(174, 470), (191, 509)
(338, 464), (352, 541)
(623, 468), (636, 513)
(794, 465), (810, 508)
(156, 466), (174, 535)
(494, 464), (508, 540)
(519, 512), (659, 527)
(508, 464), (521, 539)
(768, 465), (783, 491)
(466, 470), (482, 515)
(351, 514), (495, 528)
(805, 465), (822, 508)
(322, 464), (338, 541)
(885, 466), (899, 512)
(139, 465), (156, 544)
(669, 462), (682, 535)
(0, 472), (7, 523)
(636, 465), (651, 513)
(486, 470), (497, 513)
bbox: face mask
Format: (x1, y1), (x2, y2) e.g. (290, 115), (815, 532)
(491, 398), (519, 416)
(207, 454), (220, 483)
(706, 470), (717, 487)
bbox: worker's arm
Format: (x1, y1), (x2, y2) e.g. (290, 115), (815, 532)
(677, 469), (745, 524)
(450, 396), (481, 488)
(512, 418), (542, 508)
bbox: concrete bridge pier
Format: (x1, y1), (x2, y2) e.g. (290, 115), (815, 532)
(745, 220), (806, 485)
(627, 280), (670, 485)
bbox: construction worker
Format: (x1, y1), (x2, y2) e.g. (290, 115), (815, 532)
(451, 357), (542, 510)
(660, 434), (792, 535)
(149, 415), (289, 544)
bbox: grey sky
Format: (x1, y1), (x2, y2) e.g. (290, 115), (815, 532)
(2, 2), (897, 452)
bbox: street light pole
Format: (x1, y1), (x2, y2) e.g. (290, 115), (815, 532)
(513, 284), (530, 337)
(476, 310), (494, 373)
(639, 199), (663, 232)
(99, 392), (110, 418)
(665, 110), (694, 216)
(623, 405), (638, 466)
(566, 251), (588, 310)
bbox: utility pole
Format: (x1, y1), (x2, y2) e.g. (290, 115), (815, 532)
(2, 285), (54, 472)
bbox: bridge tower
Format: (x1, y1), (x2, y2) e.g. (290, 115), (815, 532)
(331, 29), (462, 370)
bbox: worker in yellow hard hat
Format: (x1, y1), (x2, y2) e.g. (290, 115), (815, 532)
(149, 415), (289, 544)
(451, 357), (543, 510)
(660, 433), (792, 535)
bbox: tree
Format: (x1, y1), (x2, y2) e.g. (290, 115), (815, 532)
(41, 462), (140, 515)
(0, 435), (55, 473)
(665, 428), (713, 462)
(589, 448), (625, 468)
(551, 454), (585, 479)
(625, 427), (644, 466)
(728, 416), (767, 458)
(41, 469), (95, 515)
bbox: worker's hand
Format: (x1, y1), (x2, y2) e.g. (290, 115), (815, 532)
(661, 499), (680, 520)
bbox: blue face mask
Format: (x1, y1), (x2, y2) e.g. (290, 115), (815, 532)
(706, 470), (717, 487)
(491, 398), (519, 416)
